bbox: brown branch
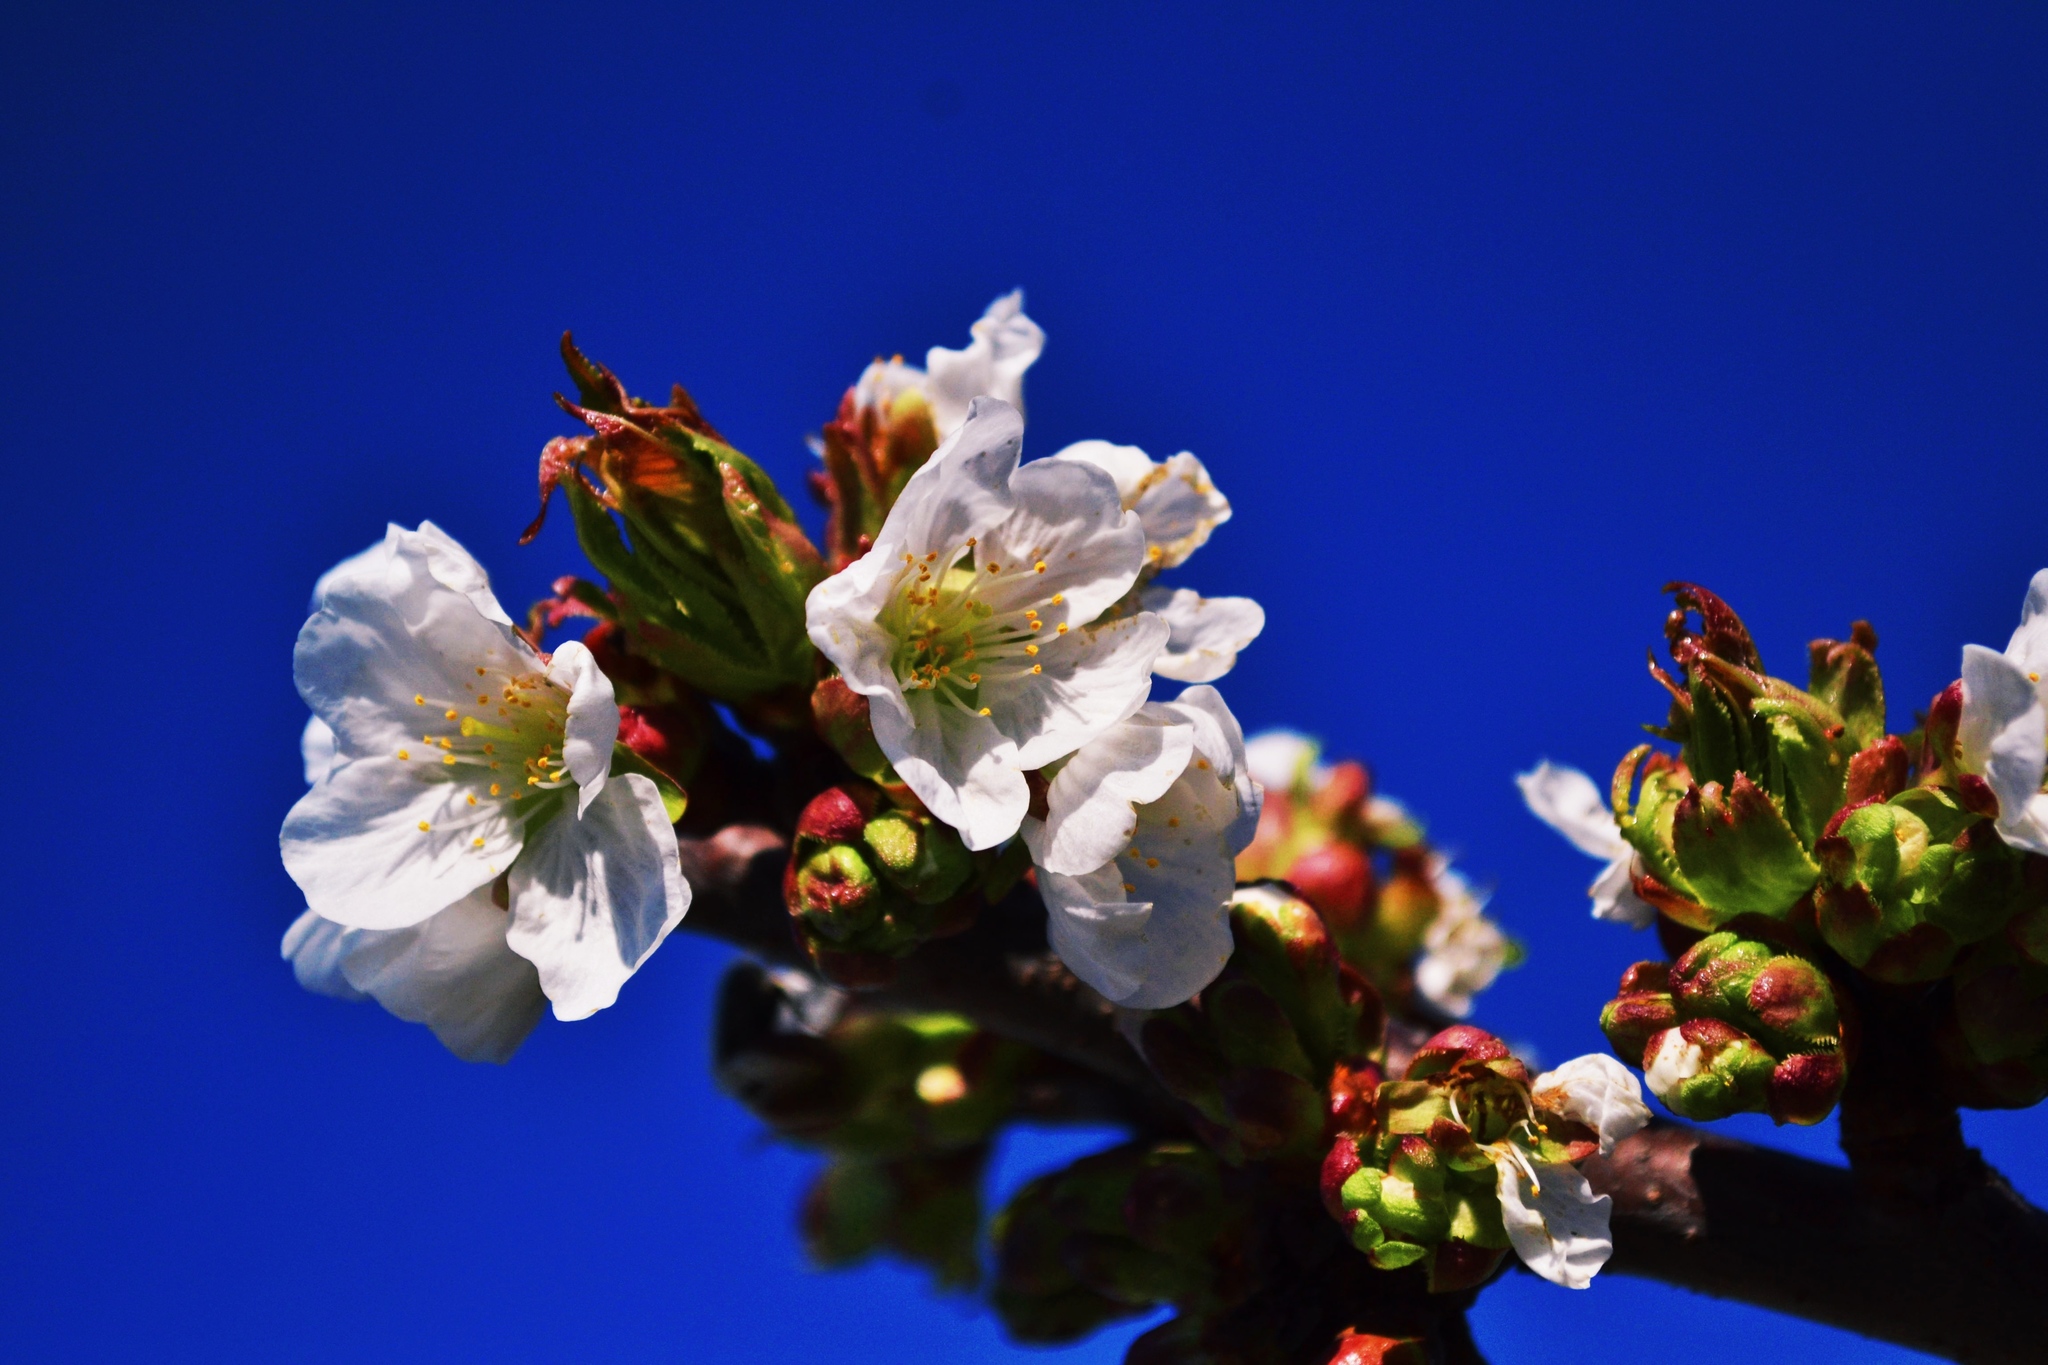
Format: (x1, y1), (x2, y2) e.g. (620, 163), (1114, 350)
(1584, 1123), (2048, 1364)
(679, 826), (2048, 1362)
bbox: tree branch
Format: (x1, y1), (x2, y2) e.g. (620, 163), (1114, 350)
(679, 825), (2048, 1363)
(1584, 1123), (2048, 1364)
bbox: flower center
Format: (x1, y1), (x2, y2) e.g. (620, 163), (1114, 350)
(878, 541), (1066, 716)
(394, 664), (576, 824)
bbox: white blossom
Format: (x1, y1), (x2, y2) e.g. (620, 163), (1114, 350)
(1023, 686), (1263, 1008)
(852, 291), (1044, 441)
(1960, 568), (2048, 855)
(1413, 862), (1511, 1017)
(1517, 761), (1656, 928)
(280, 522), (690, 1030)
(1243, 730), (1328, 794)
(1494, 1154), (1615, 1289)
(1532, 1054), (1652, 1156)
(806, 399), (1169, 850)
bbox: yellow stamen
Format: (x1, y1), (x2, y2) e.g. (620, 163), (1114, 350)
(472, 837), (485, 849)
(444, 708), (458, 720)
(489, 783), (501, 796)
(1025, 643), (1038, 656)
(1167, 817), (1180, 827)
(467, 794), (478, 806)
(978, 707), (992, 716)
(1146, 858), (1159, 869)
(1033, 560), (1046, 573)
(1031, 664), (1042, 674)
(1051, 593), (1064, 605)
(1056, 623), (1068, 634)
(414, 694), (425, 705)
(397, 749), (410, 760)
(442, 754), (457, 766)
(417, 821), (431, 832)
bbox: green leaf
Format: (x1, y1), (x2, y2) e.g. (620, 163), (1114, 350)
(1670, 773), (1820, 919)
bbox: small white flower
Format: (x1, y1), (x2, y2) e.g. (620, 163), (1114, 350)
(1022, 685), (1263, 1008)
(1532, 1054), (1652, 1156)
(853, 291), (1045, 441)
(1494, 1154), (1615, 1290)
(1414, 862), (1511, 1017)
(1141, 586), (1267, 684)
(1517, 761), (1656, 928)
(806, 399), (1169, 850)
(281, 522), (690, 1027)
(1049, 440), (1232, 571)
(1960, 568), (2048, 855)
(1641, 1028), (1708, 1106)
(1243, 730), (1328, 794)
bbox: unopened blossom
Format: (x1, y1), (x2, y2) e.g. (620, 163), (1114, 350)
(1517, 761), (1655, 928)
(281, 522), (690, 1028)
(1413, 861), (1512, 1017)
(1022, 685), (1262, 1008)
(1494, 1152), (1615, 1290)
(1960, 568), (2048, 855)
(1532, 1054), (1652, 1157)
(806, 399), (1169, 850)
(853, 291), (1045, 441)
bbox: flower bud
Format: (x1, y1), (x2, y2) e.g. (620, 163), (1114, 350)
(784, 783), (978, 980)
(1599, 961), (1679, 1067)
(527, 337), (824, 708)
(1642, 1018), (1777, 1121)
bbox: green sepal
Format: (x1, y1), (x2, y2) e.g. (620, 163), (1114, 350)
(1670, 773), (1820, 920)
(609, 742), (687, 824)
(1366, 1240), (1429, 1271)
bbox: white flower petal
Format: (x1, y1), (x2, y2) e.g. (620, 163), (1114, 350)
(1165, 684), (1263, 855)
(925, 291), (1044, 438)
(1028, 707), (1196, 875)
(1049, 443), (1232, 570)
(996, 611), (1171, 772)
(282, 909), (368, 1001)
(1243, 731), (1324, 794)
(545, 639), (620, 809)
(1961, 643), (2048, 856)
(1532, 1054), (1652, 1156)
(413, 520), (517, 627)
(982, 456), (1149, 626)
(1496, 1157), (1614, 1290)
(281, 756), (522, 930)
(295, 523), (539, 760)
(301, 716), (340, 786)
(1142, 587), (1265, 683)
(854, 355), (927, 413)
(1415, 868), (1509, 1017)
(879, 688), (1029, 852)
(505, 774), (690, 1021)
(2003, 567), (2048, 677)
(1589, 854), (1656, 928)
(1517, 762), (1630, 861)
(1039, 862), (1235, 1010)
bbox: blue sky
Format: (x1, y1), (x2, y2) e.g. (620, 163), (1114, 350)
(5, 4), (2044, 1361)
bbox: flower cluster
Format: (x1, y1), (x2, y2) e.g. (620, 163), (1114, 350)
(275, 294), (1737, 1365)
(1238, 733), (1517, 1016)
(1524, 581), (2048, 1119)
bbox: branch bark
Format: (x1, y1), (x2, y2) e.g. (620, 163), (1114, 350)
(678, 825), (2048, 1362)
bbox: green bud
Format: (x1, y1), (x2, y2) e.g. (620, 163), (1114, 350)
(1642, 1018), (1778, 1121)
(864, 810), (975, 903)
(1599, 961), (1679, 1067)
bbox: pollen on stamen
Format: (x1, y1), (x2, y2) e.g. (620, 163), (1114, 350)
(1034, 560), (1046, 573)
(477, 694), (489, 704)
(1031, 664), (1042, 674)
(1196, 759), (1211, 770)
(987, 563), (1001, 574)
(472, 837), (485, 849)
(1056, 623), (1068, 634)
(397, 749), (410, 760)
(467, 794), (478, 806)
(968, 673), (981, 683)
(482, 743), (495, 754)
(444, 708), (459, 720)
(417, 821), (431, 832)
(528, 775), (541, 785)
(414, 694), (425, 705)
(1051, 594), (1064, 605)
(489, 783), (501, 796)
(442, 754), (457, 766)
(978, 707), (992, 716)
(1123, 883), (1137, 892)
(1167, 817), (1180, 827)
(476, 667), (487, 676)
(1025, 643), (1038, 655)
(1146, 858), (1160, 869)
